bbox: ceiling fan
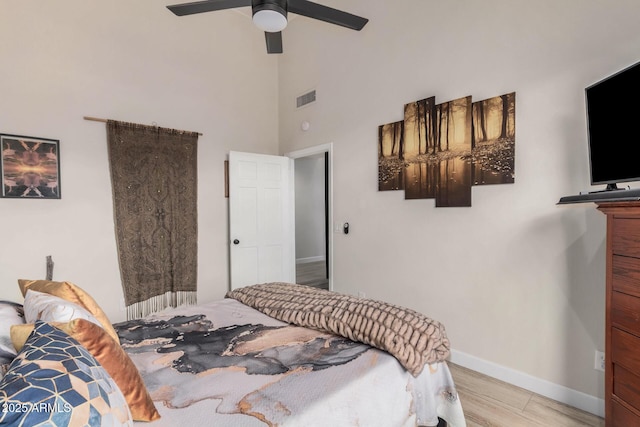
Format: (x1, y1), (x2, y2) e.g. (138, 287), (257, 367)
(166, 0), (368, 54)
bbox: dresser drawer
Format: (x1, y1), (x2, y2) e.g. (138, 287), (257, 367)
(613, 255), (640, 297)
(614, 364), (640, 411)
(612, 328), (640, 374)
(613, 218), (640, 258)
(611, 291), (640, 335)
(612, 398), (640, 426)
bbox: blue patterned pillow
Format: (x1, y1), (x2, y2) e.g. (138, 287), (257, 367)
(0, 321), (132, 426)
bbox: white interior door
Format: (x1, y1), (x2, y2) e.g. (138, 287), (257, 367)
(228, 151), (295, 290)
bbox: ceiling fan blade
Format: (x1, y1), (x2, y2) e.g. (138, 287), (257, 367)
(288, 0), (368, 31)
(265, 31), (283, 54)
(167, 0), (251, 16)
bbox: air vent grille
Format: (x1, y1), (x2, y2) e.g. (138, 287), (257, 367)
(296, 90), (316, 108)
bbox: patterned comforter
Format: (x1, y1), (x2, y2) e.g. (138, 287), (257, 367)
(115, 296), (466, 427)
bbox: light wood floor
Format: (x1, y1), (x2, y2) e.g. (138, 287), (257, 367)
(296, 260), (329, 289)
(448, 363), (604, 426)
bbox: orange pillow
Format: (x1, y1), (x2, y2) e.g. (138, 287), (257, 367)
(11, 319), (160, 422)
(18, 279), (119, 343)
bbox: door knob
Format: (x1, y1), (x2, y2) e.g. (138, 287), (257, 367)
(233, 239), (240, 245)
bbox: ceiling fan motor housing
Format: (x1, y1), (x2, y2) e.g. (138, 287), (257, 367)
(252, 0), (287, 19)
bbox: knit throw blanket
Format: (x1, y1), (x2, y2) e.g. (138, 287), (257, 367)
(226, 283), (450, 376)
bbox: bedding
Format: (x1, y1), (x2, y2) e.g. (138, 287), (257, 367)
(226, 282), (450, 376)
(8, 278), (160, 422)
(0, 321), (132, 426)
(22, 289), (104, 328)
(114, 289), (467, 427)
(3, 279), (465, 426)
(10, 319), (160, 422)
(18, 279), (120, 342)
(0, 301), (24, 378)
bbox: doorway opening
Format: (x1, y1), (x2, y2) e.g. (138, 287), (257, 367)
(287, 144), (333, 291)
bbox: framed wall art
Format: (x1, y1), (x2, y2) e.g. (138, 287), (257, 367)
(1, 133), (61, 199)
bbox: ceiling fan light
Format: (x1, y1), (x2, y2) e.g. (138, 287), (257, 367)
(253, 9), (287, 32)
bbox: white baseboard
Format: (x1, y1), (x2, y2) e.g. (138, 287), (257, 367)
(449, 349), (605, 418)
(296, 256), (325, 264)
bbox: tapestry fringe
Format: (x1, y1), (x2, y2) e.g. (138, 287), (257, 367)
(126, 291), (197, 320)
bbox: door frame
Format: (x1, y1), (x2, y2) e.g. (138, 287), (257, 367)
(286, 143), (333, 291)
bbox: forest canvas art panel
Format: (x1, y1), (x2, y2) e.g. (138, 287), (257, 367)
(1, 134), (60, 199)
(377, 120), (405, 191)
(470, 92), (516, 185)
(404, 95), (473, 207)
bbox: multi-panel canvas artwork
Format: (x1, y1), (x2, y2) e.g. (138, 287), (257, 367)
(378, 92), (515, 207)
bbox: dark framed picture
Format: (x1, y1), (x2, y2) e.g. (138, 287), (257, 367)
(1, 133), (61, 199)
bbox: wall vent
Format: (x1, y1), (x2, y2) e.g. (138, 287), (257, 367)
(296, 90), (316, 108)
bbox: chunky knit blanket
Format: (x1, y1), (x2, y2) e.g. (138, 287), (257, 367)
(226, 282), (450, 376)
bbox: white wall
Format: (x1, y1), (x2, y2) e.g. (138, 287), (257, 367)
(277, 0), (640, 414)
(294, 154), (325, 262)
(0, 1), (280, 321)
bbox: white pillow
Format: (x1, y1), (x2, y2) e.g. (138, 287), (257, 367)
(0, 300), (24, 377)
(23, 289), (104, 328)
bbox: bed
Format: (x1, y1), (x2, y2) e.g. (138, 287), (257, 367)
(0, 280), (466, 427)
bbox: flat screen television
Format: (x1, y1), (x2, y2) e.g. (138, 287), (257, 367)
(586, 60), (640, 191)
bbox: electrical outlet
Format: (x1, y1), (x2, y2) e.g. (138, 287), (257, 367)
(595, 350), (605, 371)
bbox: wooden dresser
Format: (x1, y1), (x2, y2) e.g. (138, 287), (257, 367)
(598, 201), (640, 426)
